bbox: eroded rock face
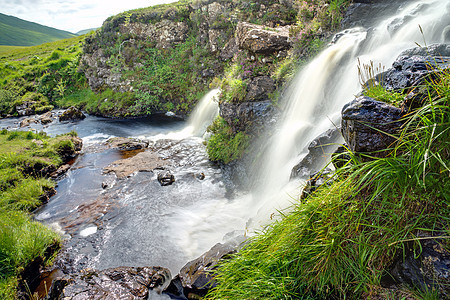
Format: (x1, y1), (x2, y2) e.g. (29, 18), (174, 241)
(341, 96), (403, 155)
(235, 22), (290, 54)
(47, 266), (171, 300)
(245, 76), (275, 102)
(59, 106), (86, 122)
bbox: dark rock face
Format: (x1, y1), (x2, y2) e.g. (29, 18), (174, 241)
(220, 100), (275, 133)
(245, 76), (275, 102)
(341, 96), (404, 155)
(290, 128), (341, 179)
(59, 106), (86, 122)
(235, 22), (290, 54)
(300, 168), (334, 200)
(47, 266), (171, 300)
(166, 237), (246, 299)
(385, 237), (450, 299)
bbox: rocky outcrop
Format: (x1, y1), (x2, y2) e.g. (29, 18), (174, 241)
(59, 106), (86, 122)
(235, 22), (290, 54)
(341, 96), (404, 155)
(104, 150), (166, 178)
(16, 101), (36, 116)
(47, 266), (171, 300)
(166, 237), (246, 299)
(40, 111), (53, 125)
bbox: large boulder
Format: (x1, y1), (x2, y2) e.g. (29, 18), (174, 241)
(59, 106), (86, 122)
(235, 22), (290, 54)
(245, 76), (275, 102)
(341, 96), (404, 155)
(47, 266), (171, 300)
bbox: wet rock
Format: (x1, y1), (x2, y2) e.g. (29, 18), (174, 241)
(157, 170), (175, 186)
(106, 137), (149, 150)
(220, 100), (275, 133)
(385, 235), (450, 298)
(50, 164), (71, 179)
(104, 150), (166, 178)
(235, 22), (290, 54)
(47, 266), (171, 300)
(195, 172), (205, 180)
(245, 76), (275, 102)
(290, 128), (341, 179)
(331, 145), (351, 169)
(57, 136), (83, 163)
(341, 96), (404, 155)
(40, 111), (53, 125)
(59, 106), (86, 122)
(168, 237), (246, 299)
(16, 101), (36, 116)
(301, 168), (334, 200)
(20, 117), (37, 127)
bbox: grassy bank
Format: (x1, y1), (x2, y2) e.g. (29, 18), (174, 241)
(0, 130), (80, 299)
(207, 69), (449, 298)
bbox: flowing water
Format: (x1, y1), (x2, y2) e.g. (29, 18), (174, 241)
(1, 0), (449, 287)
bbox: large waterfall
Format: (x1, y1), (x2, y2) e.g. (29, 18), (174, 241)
(171, 0), (450, 258)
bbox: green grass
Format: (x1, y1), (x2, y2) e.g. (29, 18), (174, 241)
(207, 68), (449, 299)
(0, 130), (78, 298)
(0, 12), (75, 46)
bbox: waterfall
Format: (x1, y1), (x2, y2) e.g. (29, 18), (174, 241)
(186, 88), (220, 137)
(170, 0), (450, 259)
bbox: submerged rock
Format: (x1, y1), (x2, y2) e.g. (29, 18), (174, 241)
(47, 266), (171, 300)
(157, 170), (175, 186)
(59, 106), (86, 122)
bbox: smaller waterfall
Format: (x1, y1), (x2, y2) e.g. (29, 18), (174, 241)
(186, 89), (220, 137)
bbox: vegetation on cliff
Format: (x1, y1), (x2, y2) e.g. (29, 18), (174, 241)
(207, 70), (449, 299)
(0, 130), (80, 299)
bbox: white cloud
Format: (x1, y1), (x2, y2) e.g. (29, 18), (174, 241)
(0, 0), (176, 33)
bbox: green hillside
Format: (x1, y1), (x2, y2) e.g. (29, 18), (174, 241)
(0, 13), (76, 46)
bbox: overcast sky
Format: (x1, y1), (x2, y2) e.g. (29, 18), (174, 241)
(1, 0), (176, 33)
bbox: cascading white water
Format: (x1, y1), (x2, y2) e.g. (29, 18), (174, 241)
(186, 89), (220, 137)
(170, 0), (450, 260)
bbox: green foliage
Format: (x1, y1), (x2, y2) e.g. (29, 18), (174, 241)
(0, 129), (73, 298)
(0, 12), (76, 47)
(207, 70), (450, 299)
(206, 117), (250, 164)
(364, 85), (404, 106)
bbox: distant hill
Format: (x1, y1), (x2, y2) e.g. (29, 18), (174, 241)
(76, 28), (98, 35)
(0, 13), (76, 46)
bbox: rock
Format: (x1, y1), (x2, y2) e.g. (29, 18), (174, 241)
(104, 150), (166, 178)
(331, 145), (351, 169)
(168, 237), (246, 299)
(341, 96), (404, 155)
(290, 128), (342, 179)
(385, 235), (450, 298)
(106, 137), (149, 150)
(244, 76), (275, 102)
(47, 266), (171, 300)
(40, 111), (53, 125)
(16, 101), (35, 116)
(301, 168), (334, 200)
(19, 117), (37, 127)
(157, 170), (175, 186)
(235, 22), (290, 54)
(59, 106), (86, 122)
(220, 100), (274, 133)
(50, 164), (71, 179)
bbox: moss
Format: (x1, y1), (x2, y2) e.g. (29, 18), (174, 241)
(206, 117), (250, 164)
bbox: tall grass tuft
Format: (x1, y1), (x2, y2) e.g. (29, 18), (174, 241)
(207, 70), (449, 299)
